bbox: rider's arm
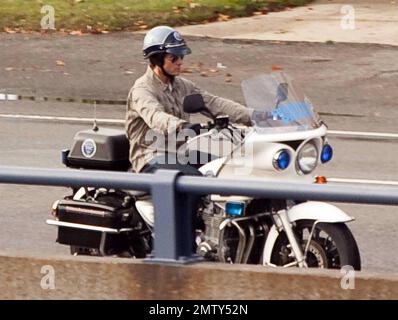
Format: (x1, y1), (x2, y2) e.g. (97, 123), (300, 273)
(128, 86), (187, 134)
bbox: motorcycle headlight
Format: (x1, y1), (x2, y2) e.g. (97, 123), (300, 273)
(321, 144), (333, 163)
(296, 141), (319, 174)
(273, 150), (291, 171)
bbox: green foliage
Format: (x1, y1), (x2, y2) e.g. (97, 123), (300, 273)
(0, 0), (313, 32)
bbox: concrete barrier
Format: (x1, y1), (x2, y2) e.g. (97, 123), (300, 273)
(0, 253), (396, 299)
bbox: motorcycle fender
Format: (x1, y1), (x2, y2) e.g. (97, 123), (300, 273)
(135, 200), (155, 227)
(288, 201), (354, 223)
(262, 202), (354, 266)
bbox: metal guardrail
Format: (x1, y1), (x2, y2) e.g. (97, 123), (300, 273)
(1, 165), (398, 264)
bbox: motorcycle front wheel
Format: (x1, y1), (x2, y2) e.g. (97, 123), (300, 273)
(271, 220), (361, 270)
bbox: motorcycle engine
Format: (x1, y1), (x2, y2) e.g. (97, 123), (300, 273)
(197, 206), (225, 261)
(197, 200), (270, 264)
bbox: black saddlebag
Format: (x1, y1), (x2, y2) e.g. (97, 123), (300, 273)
(54, 199), (134, 253)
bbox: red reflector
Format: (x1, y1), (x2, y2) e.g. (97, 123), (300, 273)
(315, 176), (328, 184)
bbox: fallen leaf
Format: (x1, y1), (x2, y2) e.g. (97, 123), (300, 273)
(180, 68), (193, 74)
(4, 28), (16, 34)
(217, 13), (230, 22)
(69, 30), (83, 36)
(56, 60), (65, 66)
(189, 62), (204, 72)
(271, 65), (283, 71)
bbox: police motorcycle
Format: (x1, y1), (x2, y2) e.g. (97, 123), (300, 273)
(46, 72), (361, 270)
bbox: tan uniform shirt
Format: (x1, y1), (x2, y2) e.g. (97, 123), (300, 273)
(125, 66), (252, 172)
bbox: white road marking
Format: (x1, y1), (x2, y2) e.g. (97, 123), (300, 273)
(328, 130), (398, 139)
(0, 114), (124, 125)
(328, 178), (398, 186)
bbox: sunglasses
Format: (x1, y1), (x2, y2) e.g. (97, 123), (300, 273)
(166, 54), (184, 63)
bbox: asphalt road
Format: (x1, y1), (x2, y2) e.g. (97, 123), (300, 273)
(0, 33), (397, 273)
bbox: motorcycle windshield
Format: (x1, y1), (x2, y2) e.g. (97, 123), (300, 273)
(242, 72), (321, 132)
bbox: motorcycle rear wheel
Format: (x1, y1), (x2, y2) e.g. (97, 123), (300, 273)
(271, 220), (361, 270)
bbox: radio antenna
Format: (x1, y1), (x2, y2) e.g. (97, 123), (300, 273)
(92, 100), (99, 132)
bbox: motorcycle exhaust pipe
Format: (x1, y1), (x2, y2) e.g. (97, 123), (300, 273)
(242, 224), (255, 264)
(218, 218), (248, 264)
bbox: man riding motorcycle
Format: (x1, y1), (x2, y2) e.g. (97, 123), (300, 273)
(47, 34), (362, 268)
(125, 25), (253, 174)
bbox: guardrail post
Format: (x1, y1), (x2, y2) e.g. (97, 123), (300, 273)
(145, 170), (202, 264)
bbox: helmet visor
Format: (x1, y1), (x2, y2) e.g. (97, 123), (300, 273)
(165, 45), (192, 57)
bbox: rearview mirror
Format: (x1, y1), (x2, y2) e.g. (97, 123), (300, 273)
(183, 94), (206, 114)
(276, 83), (289, 104)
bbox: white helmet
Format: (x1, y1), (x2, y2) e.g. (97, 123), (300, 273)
(143, 26), (191, 58)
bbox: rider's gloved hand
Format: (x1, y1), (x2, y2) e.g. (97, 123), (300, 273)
(181, 122), (203, 135)
(251, 110), (273, 123)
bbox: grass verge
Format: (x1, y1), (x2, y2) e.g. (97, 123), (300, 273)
(0, 0), (313, 33)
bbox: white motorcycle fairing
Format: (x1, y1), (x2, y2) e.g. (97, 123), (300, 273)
(262, 201), (354, 266)
(135, 200), (155, 227)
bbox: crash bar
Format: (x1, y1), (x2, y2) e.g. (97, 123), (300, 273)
(1, 165), (398, 264)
